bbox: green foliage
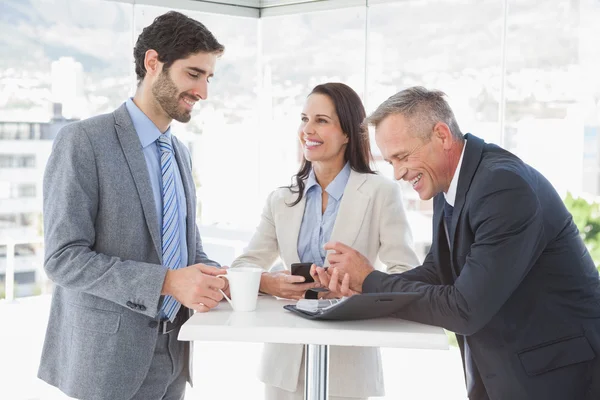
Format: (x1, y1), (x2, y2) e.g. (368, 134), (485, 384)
(563, 192), (600, 271)
(445, 330), (459, 347)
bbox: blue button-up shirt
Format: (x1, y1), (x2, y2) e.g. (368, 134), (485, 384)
(297, 162), (351, 266)
(125, 98), (188, 269)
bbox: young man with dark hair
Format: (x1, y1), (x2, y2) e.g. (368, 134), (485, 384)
(38, 11), (227, 400)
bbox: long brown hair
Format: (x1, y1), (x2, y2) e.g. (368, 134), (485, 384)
(287, 83), (375, 207)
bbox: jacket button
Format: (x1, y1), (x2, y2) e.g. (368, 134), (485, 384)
(139, 305), (147, 311)
(148, 321), (158, 328)
(126, 301), (135, 309)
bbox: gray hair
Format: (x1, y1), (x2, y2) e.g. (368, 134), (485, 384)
(366, 86), (463, 141)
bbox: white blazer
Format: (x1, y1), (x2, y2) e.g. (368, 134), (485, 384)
(231, 170), (420, 397)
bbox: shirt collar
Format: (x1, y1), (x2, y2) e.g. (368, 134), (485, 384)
(304, 162), (351, 202)
(444, 139), (467, 207)
(125, 98), (171, 148)
(326, 162), (351, 201)
(304, 168), (319, 194)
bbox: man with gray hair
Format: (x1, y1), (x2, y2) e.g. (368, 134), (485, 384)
(315, 87), (600, 399)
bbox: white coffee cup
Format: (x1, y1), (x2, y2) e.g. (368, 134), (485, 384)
(218, 267), (263, 312)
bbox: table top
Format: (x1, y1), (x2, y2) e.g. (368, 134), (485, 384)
(178, 296), (449, 349)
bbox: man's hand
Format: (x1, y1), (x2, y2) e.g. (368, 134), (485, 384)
(215, 266), (231, 298)
(161, 264), (227, 313)
(310, 265), (359, 298)
(260, 271), (321, 300)
(324, 241), (375, 293)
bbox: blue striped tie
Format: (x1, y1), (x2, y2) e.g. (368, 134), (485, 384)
(158, 134), (182, 322)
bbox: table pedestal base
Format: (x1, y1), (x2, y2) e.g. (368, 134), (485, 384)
(304, 344), (330, 400)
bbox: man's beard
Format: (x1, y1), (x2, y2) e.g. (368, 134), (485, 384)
(152, 69), (192, 123)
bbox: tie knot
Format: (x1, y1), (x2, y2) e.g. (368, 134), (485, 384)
(158, 134), (172, 153)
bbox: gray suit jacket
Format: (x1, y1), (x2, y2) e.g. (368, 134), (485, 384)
(38, 103), (217, 400)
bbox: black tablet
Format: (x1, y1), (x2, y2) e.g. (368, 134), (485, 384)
(283, 292), (421, 321)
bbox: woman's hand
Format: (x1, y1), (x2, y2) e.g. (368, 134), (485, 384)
(260, 271), (321, 300)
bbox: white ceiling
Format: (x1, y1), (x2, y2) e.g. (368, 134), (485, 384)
(190, 0), (334, 8)
(113, 0), (398, 18)
(185, 0), (367, 15)
(197, 0), (396, 8)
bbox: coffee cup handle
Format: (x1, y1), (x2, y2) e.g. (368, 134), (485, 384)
(217, 275), (233, 306)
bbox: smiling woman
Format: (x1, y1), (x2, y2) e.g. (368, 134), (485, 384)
(299, 94), (349, 163)
(289, 83), (375, 207)
(231, 82), (420, 399)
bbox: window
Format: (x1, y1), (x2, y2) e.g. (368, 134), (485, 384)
(260, 6), (367, 213)
(19, 155), (36, 168)
(0, 154), (36, 168)
(134, 5), (259, 230)
(505, 0), (600, 199)
(0, 0), (133, 304)
(16, 183), (36, 198)
(366, 0), (504, 260)
(0, 123), (19, 139)
(0, 0), (133, 122)
(0, 155), (12, 168)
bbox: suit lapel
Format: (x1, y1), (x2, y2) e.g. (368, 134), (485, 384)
(113, 103), (162, 263)
(448, 134), (484, 252)
(326, 171), (369, 267)
(172, 137), (195, 265)
(433, 194), (456, 282)
(280, 190), (306, 267)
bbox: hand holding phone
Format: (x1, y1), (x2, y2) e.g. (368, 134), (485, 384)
(291, 263), (329, 287)
(260, 269), (320, 300)
(291, 263), (315, 283)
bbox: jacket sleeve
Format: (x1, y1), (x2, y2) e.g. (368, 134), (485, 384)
(231, 190), (281, 271)
(389, 249), (441, 284)
(43, 124), (167, 318)
(362, 169), (546, 336)
(378, 181), (421, 273)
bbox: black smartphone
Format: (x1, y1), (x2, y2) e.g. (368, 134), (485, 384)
(291, 262), (315, 283)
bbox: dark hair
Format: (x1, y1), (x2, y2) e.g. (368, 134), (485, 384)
(133, 11), (225, 84)
(287, 82), (375, 207)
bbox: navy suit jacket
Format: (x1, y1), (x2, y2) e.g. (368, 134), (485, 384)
(363, 134), (600, 400)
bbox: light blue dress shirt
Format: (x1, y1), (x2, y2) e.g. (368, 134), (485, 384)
(297, 162), (351, 266)
(125, 98), (188, 270)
